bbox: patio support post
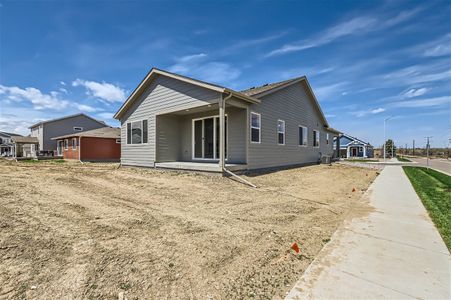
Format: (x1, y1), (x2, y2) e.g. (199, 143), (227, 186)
(219, 94), (225, 169)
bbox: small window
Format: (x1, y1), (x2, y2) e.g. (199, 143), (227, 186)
(73, 127), (83, 131)
(326, 133), (330, 145)
(72, 138), (77, 150)
(250, 112), (261, 143)
(299, 126), (308, 146)
(313, 130), (320, 147)
(126, 120), (148, 144)
(277, 120), (285, 145)
(116, 139), (121, 144)
(64, 139), (68, 150)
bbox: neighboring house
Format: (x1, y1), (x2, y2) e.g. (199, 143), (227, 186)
(113, 68), (340, 172)
(52, 127), (121, 162)
(335, 133), (374, 159)
(0, 131), (22, 157)
(29, 113), (108, 155)
(10, 136), (40, 159)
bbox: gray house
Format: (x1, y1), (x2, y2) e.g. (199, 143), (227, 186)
(29, 113), (107, 155)
(114, 68), (340, 172)
(0, 131), (22, 157)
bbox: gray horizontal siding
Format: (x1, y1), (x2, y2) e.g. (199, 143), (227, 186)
(43, 116), (106, 151)
(248, 81), (334, 169)
(120, 75), (220, 167)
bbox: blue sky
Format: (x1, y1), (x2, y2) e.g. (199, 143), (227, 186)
(1, 0), (450, 148)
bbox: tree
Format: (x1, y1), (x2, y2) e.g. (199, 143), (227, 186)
(384, 139), (397, 157)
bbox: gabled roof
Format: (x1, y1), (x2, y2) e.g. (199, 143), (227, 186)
(241, 76), (329, 127)
(52, 127), (120, 140)
(241, 78), (301, 96)
(11, 136), (39, 144)
(0, 131), (22, 137)
(29, 113), (106, 129)
(340, 133), (371, 146)
(113, 67), (335, 130)
(114, 68), (261, 119)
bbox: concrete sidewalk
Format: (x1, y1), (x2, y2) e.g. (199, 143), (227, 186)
(286, 166), (451, 299)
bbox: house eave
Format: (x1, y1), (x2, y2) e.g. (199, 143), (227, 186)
(114, 68), (260, 120)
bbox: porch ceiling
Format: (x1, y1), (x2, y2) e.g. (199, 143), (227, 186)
(162, 101), (246, 116)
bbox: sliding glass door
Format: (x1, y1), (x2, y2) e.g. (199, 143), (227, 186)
(193, 116), (227, 160)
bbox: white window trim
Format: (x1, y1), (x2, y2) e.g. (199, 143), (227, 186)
(191, 114), (228, 161)
(298, 125), (308, 147)
(64, 139), (68, 150)
(73, 126), (83, 131)
(277, 119), (285, 145)
(326, 133), (330, 145)
(313, 130), (320, 148)
(126, 119), (149, 146)
(72, 138), (77, 150)
(250, 112), (261, 144)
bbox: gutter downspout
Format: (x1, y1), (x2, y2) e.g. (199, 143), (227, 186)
(78, 137), (84, 164)
(220, 92), (257, 188)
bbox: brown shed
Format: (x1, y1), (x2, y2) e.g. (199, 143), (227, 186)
(52, 127), (120, 162)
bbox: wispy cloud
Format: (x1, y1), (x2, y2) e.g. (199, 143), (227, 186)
(351, 107), (386, 117)
(221, 32), (288, 55)
(314, 82), (348, 100)
(266, 7), (423, 57)
(74, 103), (98, 113)
(72, 79), (127, 103)
(168, 53), (240, 84)
(408, 33), (451, 58)
(0, 85), (69, 110)
(400, 87), (429, 98)
(391, 96), (450, 108)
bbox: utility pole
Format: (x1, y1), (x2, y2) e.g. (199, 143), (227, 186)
(413, 139), (415, 156)
(425, 136), (432, 169)
(405, 143), (407, 155)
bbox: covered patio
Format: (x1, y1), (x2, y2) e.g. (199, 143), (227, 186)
(154, 161), (247, 172)
(155, 95), (251, 172)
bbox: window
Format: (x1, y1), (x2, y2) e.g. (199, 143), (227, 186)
(72, 138), (77, 150)
(116, 139), (121, 144)
(313, 130), (320, 147)
(250, 112), (261, 143)
(326, 133), (330, 145)
(126, 120), (148, 144)
(277, 120), (285, 145)
(73, 127), (83, 131)
(64, 139), (68, 150)
(299, 126), (308, 146)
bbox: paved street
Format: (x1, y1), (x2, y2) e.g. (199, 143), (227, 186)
(286, 166), (451, 300)
(408, 156), (451, 175)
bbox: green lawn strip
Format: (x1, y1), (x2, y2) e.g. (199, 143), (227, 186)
(397, 156), (411, 162)
(51, 159), (66, 163)
(19, 159), (41, 163)
(403, 166), (451, 250)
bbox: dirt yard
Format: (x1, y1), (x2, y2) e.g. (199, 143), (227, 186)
(0, 159), (378, 299)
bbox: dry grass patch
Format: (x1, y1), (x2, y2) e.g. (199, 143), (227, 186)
(0, 160), (377, 299)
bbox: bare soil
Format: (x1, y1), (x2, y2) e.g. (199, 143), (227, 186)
(0, 159), (378, 299)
